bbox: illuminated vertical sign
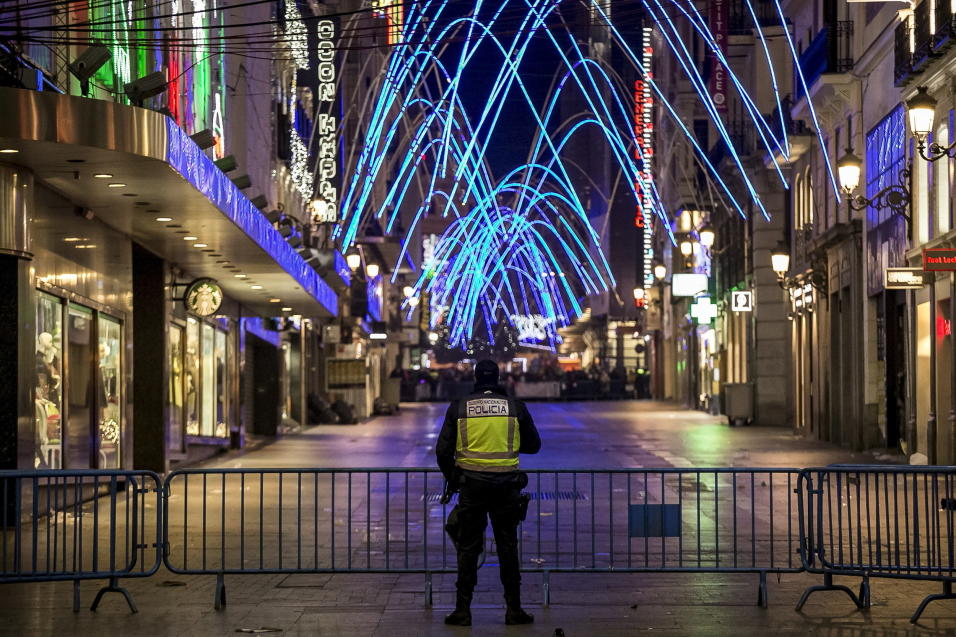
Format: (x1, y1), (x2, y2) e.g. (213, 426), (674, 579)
(708, 0), (728, 112)
(315, 18), (338, 222)
(635, 27), (654, 288)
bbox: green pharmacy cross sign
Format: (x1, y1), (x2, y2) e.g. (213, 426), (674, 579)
(690, 296), (717, 325)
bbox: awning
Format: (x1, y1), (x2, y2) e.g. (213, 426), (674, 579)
(0, 87), (336, 318)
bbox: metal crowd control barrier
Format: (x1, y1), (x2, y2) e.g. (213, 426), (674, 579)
(162, 468), (804, 609)
(0, 470), (163, 613)
(797, 465), (956, 623)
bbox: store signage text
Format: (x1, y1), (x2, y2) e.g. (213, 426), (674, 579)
(937, 314), (952, 341)
(184, 278), (223, 316)
(635, 28), (655, 288)
(731, 290), (752, 312)
(708, 0), (728, 112)
(672, 273), (709, 297)
(923, 249), (956, 271)
(885, 267), (932, 289)
(315, 19), (339, 223)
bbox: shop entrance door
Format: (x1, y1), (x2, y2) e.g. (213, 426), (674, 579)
(65, 304), (94, 469)
(249, 334), (280, 436)
(884, 291), (906, 451)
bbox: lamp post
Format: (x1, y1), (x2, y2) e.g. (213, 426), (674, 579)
(905, 85), (956, 463)
(904, 86), (947, 461)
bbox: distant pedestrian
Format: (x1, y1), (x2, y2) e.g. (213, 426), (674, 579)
(436, 359), (541, 626)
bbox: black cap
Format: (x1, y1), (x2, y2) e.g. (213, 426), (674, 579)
(474, 359), (499, 386)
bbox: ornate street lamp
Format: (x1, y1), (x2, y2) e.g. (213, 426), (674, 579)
(698, 224), (715, 249)
(346, 253), (362, 271)
(836, 147), (911, 224)
(907, 86), (956, 162)
(366, 263), (380, 279)
(770, 241), (790, 282)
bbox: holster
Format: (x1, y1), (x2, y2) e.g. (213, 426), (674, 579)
(515, 492), (530, 522)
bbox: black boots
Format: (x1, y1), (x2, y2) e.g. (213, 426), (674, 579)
(444, 592), (472, 626)
(504, 593), (534, 625)
(445, 591), (534, 626)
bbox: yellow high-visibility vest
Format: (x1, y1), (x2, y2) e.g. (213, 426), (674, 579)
(455, 391), (520, 472)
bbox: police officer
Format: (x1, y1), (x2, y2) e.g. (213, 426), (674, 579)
(436, 359), (541, 626)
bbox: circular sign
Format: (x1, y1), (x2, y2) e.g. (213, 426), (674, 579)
(184, 278), (223, 317)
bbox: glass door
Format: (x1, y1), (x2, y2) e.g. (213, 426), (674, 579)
(66, 304), (94, 469)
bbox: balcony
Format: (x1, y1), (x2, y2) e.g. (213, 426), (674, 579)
(794, 22), (854, 103)
(728, 0), (777, 35)
(896, 0), (956, 85)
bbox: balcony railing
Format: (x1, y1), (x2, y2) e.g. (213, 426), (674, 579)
(896, 0), (956, 85)
(794, 22), (854, 102)
(728, 0), (777, 35)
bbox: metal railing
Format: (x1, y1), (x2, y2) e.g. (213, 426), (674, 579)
(0, 470), (163, 612)
(162, 468), (803, 609)
(9, 464), (956, 622)
(797, 466), (956, 623)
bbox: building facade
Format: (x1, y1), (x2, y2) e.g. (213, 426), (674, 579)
(0, 1), (413, 473)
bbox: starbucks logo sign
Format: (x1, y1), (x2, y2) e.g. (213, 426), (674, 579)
(184, 278), (223, 317)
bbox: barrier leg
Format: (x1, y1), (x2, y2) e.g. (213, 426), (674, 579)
(859, 576), (871, 609)
(795, 573), (864, 612)
(911, 581), (956, 624)
(73, 579), (80, 613)
(214, 573), (226, 610)
(424, 572), (432, 607)
(756, 571), (768, 608)
(542, 571), (550, 607)
(90, 576), (138, 613)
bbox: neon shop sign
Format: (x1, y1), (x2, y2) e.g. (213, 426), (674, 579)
(315, 19), (338, 223)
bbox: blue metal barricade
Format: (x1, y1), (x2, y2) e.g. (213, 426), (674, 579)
(0, 470), (163, 613)
(162, 467), (804, 609)
(797, 465), (956, 623)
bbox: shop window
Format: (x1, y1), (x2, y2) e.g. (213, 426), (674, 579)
(97, 315), (122, 469)
(66, 304), (93, 469)
(215, 329), (227, 438)
(183, 317), (229, 439)
(35, 292), (63, 469)
(185, 318), (200, 435)
(38, 294), (124, 470)
(201, 323), (215, 436)
(168, 324), (184, 452)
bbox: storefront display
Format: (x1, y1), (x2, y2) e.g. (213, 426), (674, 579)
(168, 324), (184, 452)
(178, 316), (229, 440)
(36, 291), (124, 469)
(97, 315), (121, 468)
(35, 291), (63, 469)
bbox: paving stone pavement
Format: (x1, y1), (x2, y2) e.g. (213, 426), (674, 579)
(4, 401), (952, 636)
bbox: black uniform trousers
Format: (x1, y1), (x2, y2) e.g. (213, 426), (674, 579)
(454, 474), (524, 600)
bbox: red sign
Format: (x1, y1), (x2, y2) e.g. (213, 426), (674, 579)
(633, 48), (654, 229)
(923, 248), (956, 271)
(708, 0), (728, 112)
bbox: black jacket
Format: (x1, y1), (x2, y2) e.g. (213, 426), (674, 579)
(435, 384), (541, 484)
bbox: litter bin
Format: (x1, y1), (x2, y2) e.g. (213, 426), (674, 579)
(722, 382), (753, 427)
